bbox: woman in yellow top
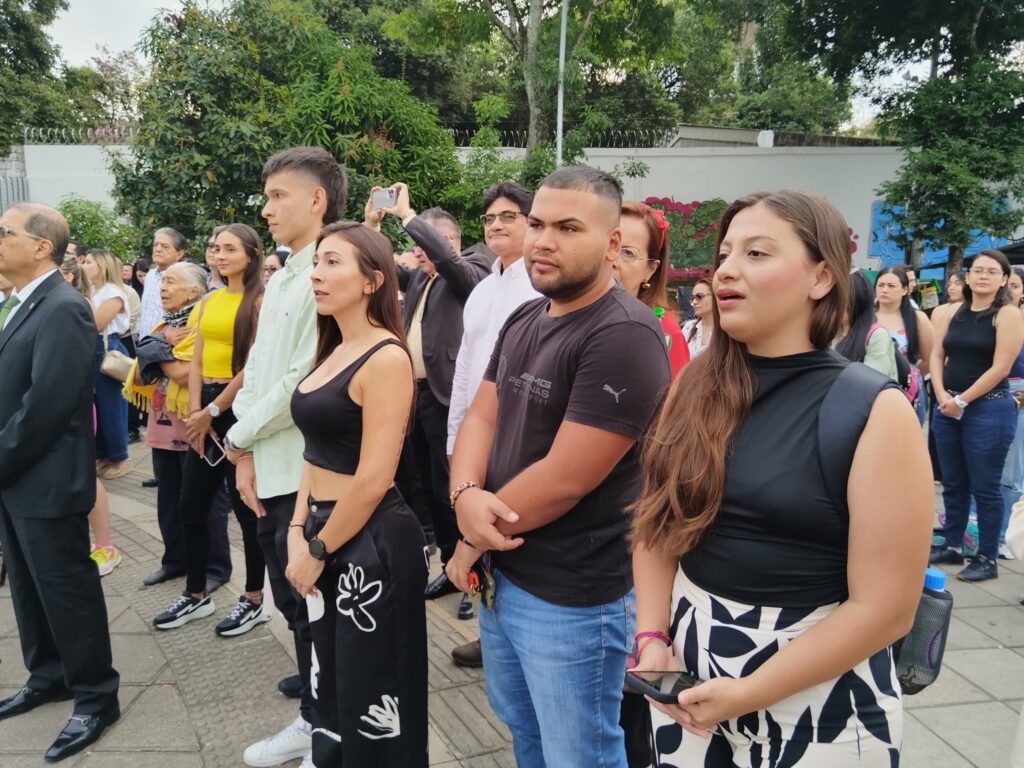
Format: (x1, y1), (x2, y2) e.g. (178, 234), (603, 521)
(152, 223), (268, 637)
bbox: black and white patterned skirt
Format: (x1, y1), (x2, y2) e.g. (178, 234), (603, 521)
(651, 567), (902, 767)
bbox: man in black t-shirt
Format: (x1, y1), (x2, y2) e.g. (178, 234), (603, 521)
(446, 165), (669, 766)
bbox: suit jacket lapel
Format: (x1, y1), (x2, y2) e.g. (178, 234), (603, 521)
(0, 272), (62, 356)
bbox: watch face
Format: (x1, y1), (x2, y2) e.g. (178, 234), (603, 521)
(309, 537), (327, 560)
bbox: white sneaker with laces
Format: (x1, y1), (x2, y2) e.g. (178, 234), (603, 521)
(243, 716), (313, 767)
(999, 542), (1016, 560)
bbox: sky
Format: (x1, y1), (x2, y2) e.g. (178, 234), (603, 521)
(47, 0), (225, 67)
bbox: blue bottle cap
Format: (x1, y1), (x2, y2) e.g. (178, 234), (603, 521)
(924, 567), (946, 591)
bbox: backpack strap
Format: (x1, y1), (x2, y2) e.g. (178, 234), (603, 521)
(864, 321), (883, 346)
(817, 359), (894, 519)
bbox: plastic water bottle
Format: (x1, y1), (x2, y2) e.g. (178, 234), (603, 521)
(893, 567), (954, 695)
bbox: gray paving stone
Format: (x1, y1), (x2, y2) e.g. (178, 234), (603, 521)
(944, 577), (1008, 608)
(974, 570), (1024, 604)
(109, 633), (167, 685)
(0, 692), (81, 752)
(428, 686), (511, 759)
(100, 684), (198, 751)
(956, 606), (1024, 647)
(943, 647), (1024, 701)
(903, 666), (991, 710)
(0, 594), (17, 636)
(107, 606), (151, 634)
(946, 615), (1002, 651)
(78, 754), (203, 768)
(901, 712), (973, 768)
(912, 702), (1019, 768)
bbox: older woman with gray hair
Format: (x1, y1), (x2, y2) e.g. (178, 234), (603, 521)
(123, 261), (232, 588)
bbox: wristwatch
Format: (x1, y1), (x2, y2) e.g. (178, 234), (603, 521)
(308, 537), (328, 561)
(953, 395), (969, 410)
(207, 403), (221, 418)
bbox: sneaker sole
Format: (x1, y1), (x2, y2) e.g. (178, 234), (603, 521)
(216, 611), (272, 637)
(154, 602), (216, 630)
(243, 743), (312, 767)
(97, 554), (122, 577)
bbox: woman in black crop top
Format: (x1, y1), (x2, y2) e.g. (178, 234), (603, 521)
(929, 249), (1024, 582)
(284, 221), (427, 768)
(629, 191), (933, 766)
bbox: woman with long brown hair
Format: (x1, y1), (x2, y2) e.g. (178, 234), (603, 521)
(152, 223), (268, 637)
(682, 277), (714, 358)
(285, 221), (426, 767)
(630, 191), (932, 766)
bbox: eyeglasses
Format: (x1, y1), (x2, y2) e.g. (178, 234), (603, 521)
(0, 225), (45, 242)
(263, 265), (279, 275)
(691, 292), (710, 302)
(480, 211), (526, 227)
(206, 241), (216, 249)
(618, 247), (659, 267)
(969, 267), (1002, 277)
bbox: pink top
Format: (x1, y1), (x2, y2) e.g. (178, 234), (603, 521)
(144, 381), (190, 451)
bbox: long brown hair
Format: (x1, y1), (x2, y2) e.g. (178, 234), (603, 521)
(313, 221), (407, 366)
(622, 201), (669, 309)
(632, 190), (851, 556)
(215, 223), (264, 375)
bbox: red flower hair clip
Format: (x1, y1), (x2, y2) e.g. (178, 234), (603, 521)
(650, 208), (670, 250)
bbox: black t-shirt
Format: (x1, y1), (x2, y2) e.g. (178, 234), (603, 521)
(482, 285), (670, 607)
(681, 350), (857, 609)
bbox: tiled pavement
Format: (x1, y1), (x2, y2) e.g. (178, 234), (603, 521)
(0, 444), (1021, 766)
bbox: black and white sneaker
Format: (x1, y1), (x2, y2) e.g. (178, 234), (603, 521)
(153, 592), (215, 630)
(215, 596), (271, 637)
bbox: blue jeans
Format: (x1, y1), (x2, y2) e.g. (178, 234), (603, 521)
(933, 395), (1017, 560)
(478, 569), (633, 768)
(93, 334), (129, 462)
(1000, 380), (1024, 543)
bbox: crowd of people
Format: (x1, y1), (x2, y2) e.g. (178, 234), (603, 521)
(0, 144), (1019, 767)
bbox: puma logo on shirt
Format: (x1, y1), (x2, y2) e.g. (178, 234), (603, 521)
(603, 384), (626, 403)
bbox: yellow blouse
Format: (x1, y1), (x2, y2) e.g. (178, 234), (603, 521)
(199, 289), (242, 378)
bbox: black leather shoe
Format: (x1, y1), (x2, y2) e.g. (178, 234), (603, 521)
(929, 545), (964, 565)
(425, 572), (459, 600)
(278, 673), (302, 699)
(451, 639), (483, 668)
(141, 477), (159, 488)
(45, 703), (120, 762)
(142, 566), (185, 587)
(0, 686), (74, 720)
(457, 592), (475, 620)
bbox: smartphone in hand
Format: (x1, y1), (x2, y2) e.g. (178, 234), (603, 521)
(372, 187), (398, 209)
(624, 670), (702, 704)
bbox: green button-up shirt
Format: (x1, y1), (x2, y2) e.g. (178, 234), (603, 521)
(227, 242), (316, 499)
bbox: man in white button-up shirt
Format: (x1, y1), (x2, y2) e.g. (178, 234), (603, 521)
(445, 181), (538, 668)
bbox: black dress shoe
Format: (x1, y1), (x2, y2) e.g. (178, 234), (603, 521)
(451, 639), (483, 668)
(278, 673), (302, 699)
(929, 545), (965, 565)
(0, 686), (74, 720)
(45, 703), (120, 762)
(457, 592), (475, 620)
(141, 477), (159, 488)
(142, 566), (185, 587)
(425, 572), (459, 600)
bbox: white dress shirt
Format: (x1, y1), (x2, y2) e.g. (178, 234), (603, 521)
(137, 266), (167, 338)
(446, 256), (540, 453)
(2, 269), (58, 331)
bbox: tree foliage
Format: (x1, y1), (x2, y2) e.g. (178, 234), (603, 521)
(110, 0), (460, 253)
(58, 195), (145, 261)
(878, 60), (1024, 272)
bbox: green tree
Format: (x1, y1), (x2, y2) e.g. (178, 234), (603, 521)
(58, 195), (145, 261)
(877, 61), (1024, 273)
(110, 0), (460, 253)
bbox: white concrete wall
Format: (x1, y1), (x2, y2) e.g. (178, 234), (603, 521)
(21, 144), (131, 210)
(583, 146), (906, 268)
(16, 142), (905, 268)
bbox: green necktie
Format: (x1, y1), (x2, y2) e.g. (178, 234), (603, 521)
(0, 295), (21, 331)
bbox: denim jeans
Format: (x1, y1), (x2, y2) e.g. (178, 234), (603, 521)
(1001, 380), (1024, 543)
(478, 568), (633, 768)
(933, 394), (1017, 560)
(93, 334), (129, 462)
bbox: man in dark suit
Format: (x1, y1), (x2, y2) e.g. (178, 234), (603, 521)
(0, 203), (120, 762)
(369, 183), (492, 615)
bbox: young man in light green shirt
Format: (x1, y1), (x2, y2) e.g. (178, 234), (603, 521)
(224, 146), (348, 768)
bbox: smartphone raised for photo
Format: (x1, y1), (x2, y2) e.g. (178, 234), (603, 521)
(371, 187), (398, 209)
(624, 670), (702, 704)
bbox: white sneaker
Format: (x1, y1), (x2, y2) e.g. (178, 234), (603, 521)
(243, 716), (313, 767)
(298, 753), (314, 768)
(999, 542), (1016, 560)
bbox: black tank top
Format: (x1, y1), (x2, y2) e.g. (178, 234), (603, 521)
(680, 350), (854, 608)
(290, 339), (404, 474)
(943, 306), (1007, 393)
